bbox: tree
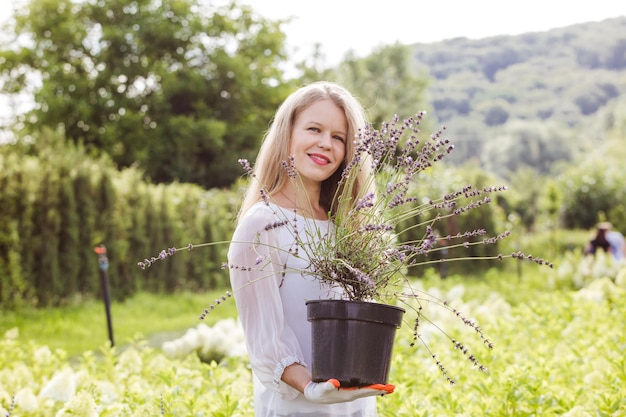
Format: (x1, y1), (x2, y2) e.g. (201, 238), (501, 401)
(331, 43), (431, 127)
(482, 120), (574, 179)
(0, 0), (292, 188)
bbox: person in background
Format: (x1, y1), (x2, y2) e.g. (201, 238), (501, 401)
(585, 222), (626, 261)
(227, 81), (394, 417)
(605, 224), (626, 261)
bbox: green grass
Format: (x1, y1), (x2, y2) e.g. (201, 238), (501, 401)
(0, 289), (237, 356)
(0, 264), (552, 358)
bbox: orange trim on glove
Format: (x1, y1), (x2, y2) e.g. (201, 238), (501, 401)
(326, 378), (395, 394)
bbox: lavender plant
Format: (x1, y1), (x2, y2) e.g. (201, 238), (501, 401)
(139, 111), (553, 383)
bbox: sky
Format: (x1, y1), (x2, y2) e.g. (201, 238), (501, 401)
(1, 0), (624, 139)
(1, 0), (624, 65)
(241, 0), (626, 66)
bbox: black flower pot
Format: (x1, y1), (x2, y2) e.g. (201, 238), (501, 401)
(306, 299), (405, 387)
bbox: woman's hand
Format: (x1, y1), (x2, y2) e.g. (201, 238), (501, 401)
(304, 378), (395, 404)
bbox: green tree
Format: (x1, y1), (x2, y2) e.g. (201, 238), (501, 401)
(482, 120), (574, 179)
(0, 0), (291, 188)
(32, 174), (62, 305)
(57, 168), (80, 298)
(558, 158), (625, 230)
(0, 162), (29, 310)
(331, 43), (431, 127)
(73, 167), (99, 294)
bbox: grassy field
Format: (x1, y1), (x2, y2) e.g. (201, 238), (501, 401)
(0, 289), (238, 356)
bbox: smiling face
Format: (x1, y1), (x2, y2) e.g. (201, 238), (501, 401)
(289, 99), (348, 188)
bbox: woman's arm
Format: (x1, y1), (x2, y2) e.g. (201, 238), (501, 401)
(281, 363), (312, 394)
(228, 206), (306, 399)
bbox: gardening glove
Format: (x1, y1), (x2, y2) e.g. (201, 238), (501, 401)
(304, 378), (395, 404)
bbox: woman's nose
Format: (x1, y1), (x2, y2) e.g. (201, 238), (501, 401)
(317, 132), (332, 149)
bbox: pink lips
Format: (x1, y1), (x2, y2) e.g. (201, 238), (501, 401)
(308, 153), (331, 165)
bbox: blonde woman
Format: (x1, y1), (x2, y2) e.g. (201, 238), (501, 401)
(228, 81), (393, 416)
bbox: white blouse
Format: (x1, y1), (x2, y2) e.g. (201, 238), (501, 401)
(228, 202), (377, 417)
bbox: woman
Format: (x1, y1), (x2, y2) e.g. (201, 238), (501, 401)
(227, 81), (394, 416)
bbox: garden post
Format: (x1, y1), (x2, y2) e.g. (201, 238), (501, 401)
(94, 244), (115, 347)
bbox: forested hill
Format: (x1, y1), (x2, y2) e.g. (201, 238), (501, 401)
(408, 16), (626, 176)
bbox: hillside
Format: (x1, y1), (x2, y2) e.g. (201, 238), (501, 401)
(409, 16), (626, 177)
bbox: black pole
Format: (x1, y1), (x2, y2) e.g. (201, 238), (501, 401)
(95, 244), (115, 347)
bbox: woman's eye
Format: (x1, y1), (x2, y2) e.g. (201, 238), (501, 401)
(333, 135), (345, 143)
(308, 127), (320, 133)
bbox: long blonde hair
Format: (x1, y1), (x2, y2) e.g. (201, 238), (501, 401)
(237, 81), (372, 223)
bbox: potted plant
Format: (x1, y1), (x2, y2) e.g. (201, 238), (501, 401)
(139, 112), (552, 386)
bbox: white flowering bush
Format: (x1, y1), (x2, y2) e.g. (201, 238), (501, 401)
(380, 269), (626, 416)
(162, 318), (247, 364)
(0, 328), (253, 416)
(1, 266), (624, 416)
(549, 249), (626, 296)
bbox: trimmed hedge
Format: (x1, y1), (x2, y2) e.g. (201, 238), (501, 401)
(0, 131), (239, 309)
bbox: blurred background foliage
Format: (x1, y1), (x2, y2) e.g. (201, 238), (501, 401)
(0, 0), (624, 309)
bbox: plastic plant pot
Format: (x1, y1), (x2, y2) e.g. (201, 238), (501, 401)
(306, 299), (405, 387)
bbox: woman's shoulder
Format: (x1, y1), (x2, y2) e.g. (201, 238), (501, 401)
(239, 201), (330, 232)
(238, 202), (288, 229)
(243, 201), (281, 219)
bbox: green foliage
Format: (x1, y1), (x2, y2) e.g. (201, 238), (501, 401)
(482, 120), (574, 179)
(58, 169), (80, 298)
(2, 264), (625, 415)
(1, 120), (621, 310)
(0, 290), (237, 356)
(414, 17), (626, 177)
(557, 155), (626, 230)
(380, 268), (626, 415)
(401, 161), (509, 276)
(0, 133), (238, 309)
(331, 43), (432, 127)
(0, 0), (291, 188)
(0, 334), (254, 416)
(2, 4), (624, 308)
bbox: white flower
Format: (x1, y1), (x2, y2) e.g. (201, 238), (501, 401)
(445, 284), (465, 302)
(33, 345), (54, 364)
(124, 375), (152, 398)
(574, 277), (622, 302)
(15, 388), (38, 412)
(4, 327), (19, 339)
(54, 391), (98, 417)
(114, 347), (143, 377)
(161, 340), (179, 358)
(2, 362), (34, 387)
(163, 327), (202, 358)
(162, 319), (246, 361)
(39, 368), (76, 402)
(95, 380), (119, 405)
(471, 292), (512, 323)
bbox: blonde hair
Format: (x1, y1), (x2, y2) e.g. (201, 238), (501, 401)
(237, 81), (372, 222)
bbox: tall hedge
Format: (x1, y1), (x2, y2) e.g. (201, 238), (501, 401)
(0, 131), (239, 310)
